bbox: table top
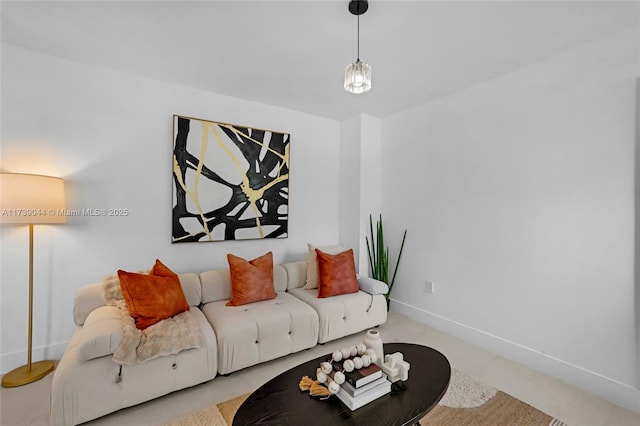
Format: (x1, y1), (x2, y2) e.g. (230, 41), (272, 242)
(232, 342), (451, 426)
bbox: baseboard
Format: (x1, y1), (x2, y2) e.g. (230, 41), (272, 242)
(1, 341), (67, 375)
(390, 299), (640, 413)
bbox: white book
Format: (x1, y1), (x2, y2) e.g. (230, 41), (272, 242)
(341, 374), (389, 397)
(335, 379), (391, 411)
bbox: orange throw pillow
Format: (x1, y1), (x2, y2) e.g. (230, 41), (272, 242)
(226, 252), (277, 306)
(117, 259), (190, 330)
(316, 248), (360, 298)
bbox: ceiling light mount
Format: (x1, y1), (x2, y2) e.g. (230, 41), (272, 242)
(348, 0), (368, 16)
(344, 0), (371, 95)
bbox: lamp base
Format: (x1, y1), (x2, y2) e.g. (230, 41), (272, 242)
(1, 360), (54, 387)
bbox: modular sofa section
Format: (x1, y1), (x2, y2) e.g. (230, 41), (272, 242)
(51, 275), (216, 426)
(199, 264), (319, 375)
(202, 293), (319, 374)
(283, 261), (388, 344)
(51, 309), (216, 425)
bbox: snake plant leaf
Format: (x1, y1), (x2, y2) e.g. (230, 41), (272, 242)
(366, 214), (407, 299)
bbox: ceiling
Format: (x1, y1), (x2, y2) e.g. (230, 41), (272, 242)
(1, 1), (638, 120)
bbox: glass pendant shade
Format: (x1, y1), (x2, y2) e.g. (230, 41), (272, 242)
(344, 60), (372, 94)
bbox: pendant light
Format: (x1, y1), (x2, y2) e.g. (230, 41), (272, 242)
(344, 0), (371, 94)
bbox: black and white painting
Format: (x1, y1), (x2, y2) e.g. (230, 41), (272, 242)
(172, 115), (289, 242)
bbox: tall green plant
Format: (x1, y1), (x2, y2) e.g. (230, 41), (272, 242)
(365, 214), (407, 300)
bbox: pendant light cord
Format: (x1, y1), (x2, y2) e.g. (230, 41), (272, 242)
(357, 15), (360, 61)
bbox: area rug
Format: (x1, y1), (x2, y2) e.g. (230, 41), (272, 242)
(165, 369), (567, 426)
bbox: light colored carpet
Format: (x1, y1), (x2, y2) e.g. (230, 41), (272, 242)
(165, 369), (567, 426)
(420, 391), (561, 425)
(438, 368), (496, 408)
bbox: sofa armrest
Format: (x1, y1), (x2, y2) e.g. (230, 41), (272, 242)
(77, 306), (123, 361)
(74, 283), (107, 326)
(357, 276), (389, 295)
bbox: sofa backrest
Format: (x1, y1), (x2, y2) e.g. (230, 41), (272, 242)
(199, 264), (288, 305)
(73, 262), (308, 325)
(282, 261), (307, 290)
(73, 273), (202, 326)
(178, 273), (203, 307)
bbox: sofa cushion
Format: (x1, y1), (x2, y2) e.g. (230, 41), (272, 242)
(288, 287), (387, 344)
(227, 252), (277, 306)
(118, 260), (190, 330)
(76, 306), (123, 361)
(304, 243), (345, 289)
(202, 292), (319, 374)
(316, 249), (359, 298)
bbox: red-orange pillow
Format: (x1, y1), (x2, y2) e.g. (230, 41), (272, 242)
(150, 258), (178, 278)
(316, 248), (360, 298)
(226, 252), (277, 306)
(117, 259), (190, 330)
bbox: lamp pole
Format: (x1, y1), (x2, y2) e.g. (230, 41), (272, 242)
(1, 173), (64, 388)
(1, 223), (55, 387)
(27, 223), (34, 372)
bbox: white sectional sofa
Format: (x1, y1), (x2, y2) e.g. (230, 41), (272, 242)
(51, 273), (217, 426)
(51, 260), (387, 425)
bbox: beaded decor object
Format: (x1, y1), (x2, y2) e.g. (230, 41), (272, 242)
(299, 341), (383, 400)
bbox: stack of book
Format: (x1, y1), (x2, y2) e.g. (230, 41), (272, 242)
(335, 364), (391, 411)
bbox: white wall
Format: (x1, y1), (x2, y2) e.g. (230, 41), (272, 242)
(382, 28), (639, 411)
(339, 114), (382, 274)
(339, 115), (362, 266)
(359, 114), (383, 274)
(0, 44), (341, 372)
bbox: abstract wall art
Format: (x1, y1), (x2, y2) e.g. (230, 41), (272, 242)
(172, 115), (290, 242)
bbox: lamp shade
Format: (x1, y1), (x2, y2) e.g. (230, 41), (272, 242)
(344, 60), (372, 94)
(0, 173), (66, 224)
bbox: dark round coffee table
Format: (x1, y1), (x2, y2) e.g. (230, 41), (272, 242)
(232, 342), (451, 426)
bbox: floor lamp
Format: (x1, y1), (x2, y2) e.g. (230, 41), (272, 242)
(1, 173), (66, 387)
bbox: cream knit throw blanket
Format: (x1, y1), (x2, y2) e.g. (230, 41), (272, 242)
(101, 274), (202, 365)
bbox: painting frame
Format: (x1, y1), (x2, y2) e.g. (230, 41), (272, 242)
(172, 115), (290, 243)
